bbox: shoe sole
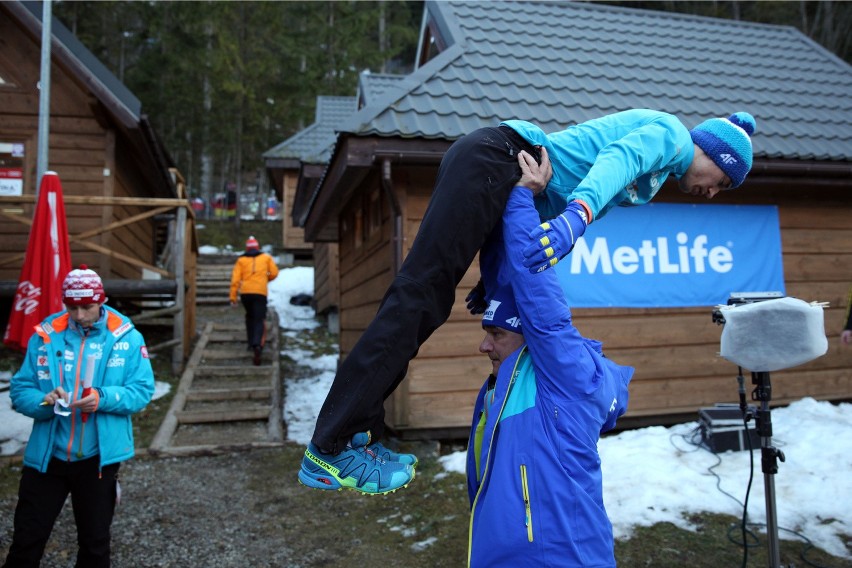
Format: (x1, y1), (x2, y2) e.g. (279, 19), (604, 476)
(298, 450), (415, 496)
(297, 469), (415, 496)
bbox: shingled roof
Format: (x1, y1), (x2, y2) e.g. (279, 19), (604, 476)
(338, 0), (852, 162)
(263, 96), (357, 165)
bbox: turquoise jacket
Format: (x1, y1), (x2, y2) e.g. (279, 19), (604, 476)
(10, 306), (155, 472)
(502, 109), (694, 221)
(467, 188), (633, 567)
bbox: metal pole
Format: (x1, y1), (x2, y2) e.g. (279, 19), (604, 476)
(36, 0), (53, 193)
(171, 206), (187, 375)
(753, 372), (783, 568)
(763, 468), (781, 567)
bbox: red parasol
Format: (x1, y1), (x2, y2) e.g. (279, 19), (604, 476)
(3, 171), (72, 350)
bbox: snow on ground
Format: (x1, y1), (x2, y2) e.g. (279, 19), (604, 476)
(2, 265), (849, 559)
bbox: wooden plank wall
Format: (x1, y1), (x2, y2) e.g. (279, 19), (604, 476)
(313, 242), (339, 315)
(361, 173), (852, 435)
(282, 170), (311, 253)
(0, 14), (157, 281)
(338, 172), (393, 356)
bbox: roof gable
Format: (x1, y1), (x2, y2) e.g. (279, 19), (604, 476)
(3, 1), (176, 197)
(15, 1), (143, 127)
(263, 96), (357, 164)
(340, 0), (852, 162)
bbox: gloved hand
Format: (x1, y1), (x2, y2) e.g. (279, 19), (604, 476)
(465, 280), (488, 315)
(522, 200), (589, 273)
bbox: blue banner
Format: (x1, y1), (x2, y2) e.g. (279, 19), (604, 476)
(555, 203), (785, 308)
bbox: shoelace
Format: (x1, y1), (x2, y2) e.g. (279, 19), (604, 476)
(352, 442), (386, 464)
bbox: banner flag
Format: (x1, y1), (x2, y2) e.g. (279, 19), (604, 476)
(4, 172), (72, 350)
(554, 203), (785, 308)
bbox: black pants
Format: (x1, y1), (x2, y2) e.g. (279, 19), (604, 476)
(241, 293), (267, 349)
(312, 125), (538, 453)
(3, 457), (120, 568)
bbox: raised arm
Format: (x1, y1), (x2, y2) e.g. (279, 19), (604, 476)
(502, 187), (596, 397)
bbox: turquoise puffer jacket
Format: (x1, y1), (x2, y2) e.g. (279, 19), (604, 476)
(10, 306), (155, 472)
(502, 108), (693, 221)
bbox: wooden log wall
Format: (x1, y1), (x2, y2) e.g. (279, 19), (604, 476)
(313, 242), (339, 316)
(338, 166), (852, 437)
(0, 14), (157, 281)
(282, 169), (311, 254)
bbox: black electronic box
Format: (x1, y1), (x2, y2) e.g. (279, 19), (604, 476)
(698, 405), (760, 453)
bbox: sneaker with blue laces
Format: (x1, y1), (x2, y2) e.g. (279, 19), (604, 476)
(368, 440), (418, 467)
(298, 432), (414, 495)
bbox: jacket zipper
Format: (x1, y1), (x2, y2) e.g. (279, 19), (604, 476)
(67, 335), (86, 461)
(65, 329), (90, 461)
(520, 464), (534, 542)
(468, 347), (527, 567)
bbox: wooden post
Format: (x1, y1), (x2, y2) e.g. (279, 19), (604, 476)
(171, 205), (187, 374)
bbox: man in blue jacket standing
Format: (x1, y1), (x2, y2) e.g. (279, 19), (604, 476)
(466, 183), (633, 567)
(4, 266), (155, 568)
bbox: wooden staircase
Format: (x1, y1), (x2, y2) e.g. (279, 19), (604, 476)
(195, 255), (234, 306)
(149, 255), (283, 456)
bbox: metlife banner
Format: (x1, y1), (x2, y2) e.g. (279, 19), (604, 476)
(554, 203), (785, 308)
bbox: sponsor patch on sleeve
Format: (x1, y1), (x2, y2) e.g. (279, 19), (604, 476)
(140, 346), (149, 359)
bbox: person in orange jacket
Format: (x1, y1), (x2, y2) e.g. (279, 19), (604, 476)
(229, 236), (279, 365)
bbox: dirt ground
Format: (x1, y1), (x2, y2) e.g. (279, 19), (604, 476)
(1, 277), (849, 567)
(0, 299), (473, 568)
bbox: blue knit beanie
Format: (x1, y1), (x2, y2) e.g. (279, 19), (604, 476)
(482, 285), (522, 333)
(690, 112), (757, 188)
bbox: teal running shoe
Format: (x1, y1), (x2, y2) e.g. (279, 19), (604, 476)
(298, 432), (414, 495)
(368, 440), (418, 467)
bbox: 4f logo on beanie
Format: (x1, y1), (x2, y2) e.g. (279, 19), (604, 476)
(720, 154), (738, 165)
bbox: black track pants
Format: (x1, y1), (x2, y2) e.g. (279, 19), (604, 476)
(241, 293), (267, 348)
(312, 125), (538, 453)
(3, 457), (119, 568)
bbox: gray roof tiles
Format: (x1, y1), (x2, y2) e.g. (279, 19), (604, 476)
(263, 96), (357, 163)
(337, 0), (852, 161)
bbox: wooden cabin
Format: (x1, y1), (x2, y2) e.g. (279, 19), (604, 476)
(264, 97), (356, 266)
(0, 1), (197, 369)
(302, 1), (852, 439)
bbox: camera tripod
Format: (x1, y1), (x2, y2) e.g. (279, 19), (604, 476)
(743, 370), (786, 568)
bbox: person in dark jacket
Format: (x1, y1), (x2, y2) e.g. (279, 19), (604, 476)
(466, 184), (633, 567)
(4, 266), (155, 568)
(300, 109), (755, 495)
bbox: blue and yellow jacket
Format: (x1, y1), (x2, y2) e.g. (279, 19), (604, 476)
(10, 306), (155, 472)
(466, 188), (634, 567)
(503, 109), (693, 222)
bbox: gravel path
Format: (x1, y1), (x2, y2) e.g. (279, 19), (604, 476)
(0, 441), (468, 568)
(0, 301), (469, 567)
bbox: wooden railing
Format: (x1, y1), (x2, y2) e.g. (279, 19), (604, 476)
(0, 180), (198, 374)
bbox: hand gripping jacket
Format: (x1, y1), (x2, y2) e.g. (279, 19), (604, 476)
(9, 306), (155, 472)
(466, 188), (634, 568)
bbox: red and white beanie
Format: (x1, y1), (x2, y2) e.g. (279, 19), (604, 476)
(62, 265), (106, 305)
(245, 236), (260, 250)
